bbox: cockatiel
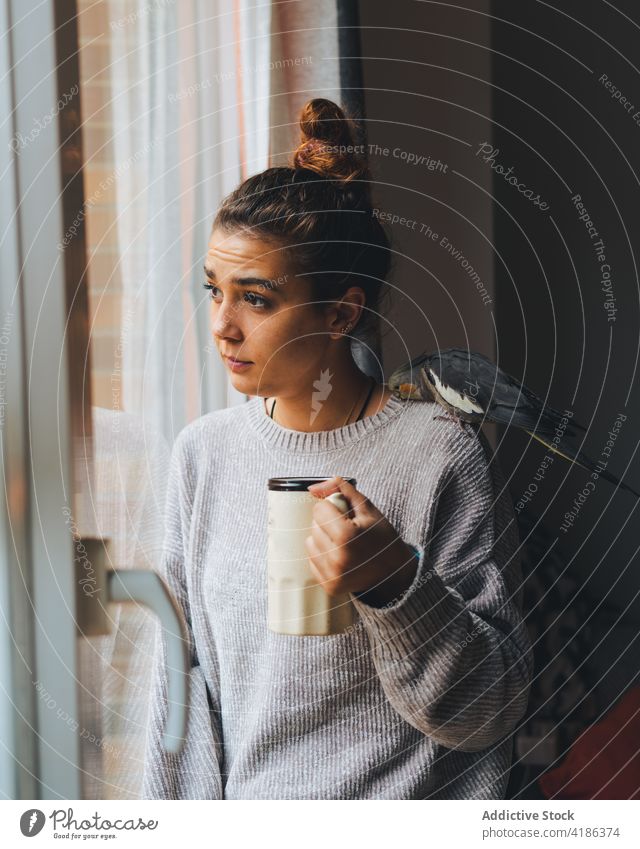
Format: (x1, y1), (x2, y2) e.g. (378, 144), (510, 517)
(388, 347), (639, 498)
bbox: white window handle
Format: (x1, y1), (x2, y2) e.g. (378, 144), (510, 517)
(76, 538), (190, 754)
(107, 569), (189, 754)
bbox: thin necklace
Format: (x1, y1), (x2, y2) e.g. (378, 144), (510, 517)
(267, 376), (376, 428)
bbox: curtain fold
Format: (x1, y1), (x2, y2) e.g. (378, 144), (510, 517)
(110, 0), (271, 435)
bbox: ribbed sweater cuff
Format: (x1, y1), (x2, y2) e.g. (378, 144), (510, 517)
(350, 544), (462, 659)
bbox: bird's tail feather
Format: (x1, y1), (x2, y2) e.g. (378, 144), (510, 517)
(524, 429), (640, 498)
(492, 403), (584, 440)
(515, 385), (587, 434)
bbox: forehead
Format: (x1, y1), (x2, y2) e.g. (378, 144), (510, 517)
(207, 229), (285, 273)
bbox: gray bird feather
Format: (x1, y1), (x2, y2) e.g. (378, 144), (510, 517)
(388, 348), (639, 499)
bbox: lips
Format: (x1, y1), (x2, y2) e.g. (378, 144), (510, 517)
(225, 355), (252, 364)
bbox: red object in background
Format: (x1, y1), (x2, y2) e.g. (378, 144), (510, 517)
(539, 686), (640, 799)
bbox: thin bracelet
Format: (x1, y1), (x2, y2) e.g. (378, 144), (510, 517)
(408, 544), (422, 565)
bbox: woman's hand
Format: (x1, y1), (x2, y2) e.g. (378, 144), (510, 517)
(304, 477), (419, 607)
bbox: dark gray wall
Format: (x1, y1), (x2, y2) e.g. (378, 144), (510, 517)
(357, 0), (496, 390)
(492, 1), (640, 621)
(359, 0), (640, 620)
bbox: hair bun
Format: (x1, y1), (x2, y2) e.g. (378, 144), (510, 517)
(292, 98), (369, 185)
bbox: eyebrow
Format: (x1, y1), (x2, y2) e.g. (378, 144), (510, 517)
(203, 264), (282, 294)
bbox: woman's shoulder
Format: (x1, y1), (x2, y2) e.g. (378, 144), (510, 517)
(393, 399), (503, 504)
(392, 395), (483, 458)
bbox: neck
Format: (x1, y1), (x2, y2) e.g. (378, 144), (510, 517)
(265, 355), (375, 433)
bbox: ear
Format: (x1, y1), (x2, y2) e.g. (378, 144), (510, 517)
(327, 286), (366, 340)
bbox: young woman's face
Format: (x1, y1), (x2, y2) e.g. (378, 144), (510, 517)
(205, 228), (337, 398)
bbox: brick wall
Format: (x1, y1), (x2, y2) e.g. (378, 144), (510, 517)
(77, 1), (142, 799)
(78, 0), (122, 411)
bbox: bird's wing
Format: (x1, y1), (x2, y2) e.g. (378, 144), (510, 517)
(488, 399), (583, 439)
(432, 349), (586, 437)
(487, 377), (586, 438)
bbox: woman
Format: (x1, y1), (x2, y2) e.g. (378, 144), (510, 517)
(142, 99), (533, 800)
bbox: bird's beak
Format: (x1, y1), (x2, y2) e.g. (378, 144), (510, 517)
(398, 382), (421, 399)
(388, 364), (427, 400)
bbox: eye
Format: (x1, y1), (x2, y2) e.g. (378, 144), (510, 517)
(202, 282), (269, 309)
(202, 281), (221, 301)
(243, 292), (268, 309)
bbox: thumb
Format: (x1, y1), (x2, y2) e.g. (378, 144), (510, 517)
(308, 476), (376, 521)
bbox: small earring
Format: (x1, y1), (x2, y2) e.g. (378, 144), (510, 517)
(341, 322), (352, 335)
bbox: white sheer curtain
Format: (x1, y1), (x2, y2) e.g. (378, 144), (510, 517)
(90, 0), (271, 799)
(110, 0), (272, 441)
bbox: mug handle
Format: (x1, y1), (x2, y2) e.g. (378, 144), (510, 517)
(325, 491), (353, 518)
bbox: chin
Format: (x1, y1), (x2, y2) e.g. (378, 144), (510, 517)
(229, 373), (261, 393)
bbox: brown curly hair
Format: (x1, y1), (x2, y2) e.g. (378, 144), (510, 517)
(212, 98), (392, 346)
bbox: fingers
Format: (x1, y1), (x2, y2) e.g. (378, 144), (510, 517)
(311, 502), (354, 545)
(308, 476), (375, 520)
(305, 531), (322, 563)
(305, 527), (343, 587)
(304, 534), (328, 587)
(305, 525), (353, 596)
(336, 478), (373, 516)
(309, 515), (333, 549)
(307, 476), (342, 496)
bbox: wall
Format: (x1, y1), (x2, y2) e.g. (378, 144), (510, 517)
(492, 0), (640, 623)
(358, 0), (496, 444)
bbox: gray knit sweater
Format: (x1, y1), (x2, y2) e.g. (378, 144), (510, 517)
(141, 393), (533, 800)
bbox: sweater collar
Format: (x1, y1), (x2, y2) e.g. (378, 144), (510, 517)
(243, 391), (407, 453)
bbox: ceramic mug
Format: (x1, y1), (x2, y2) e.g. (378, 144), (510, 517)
(267, 477), (358, 635)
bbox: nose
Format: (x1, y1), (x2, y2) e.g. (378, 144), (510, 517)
(211, 299), (242, 341)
